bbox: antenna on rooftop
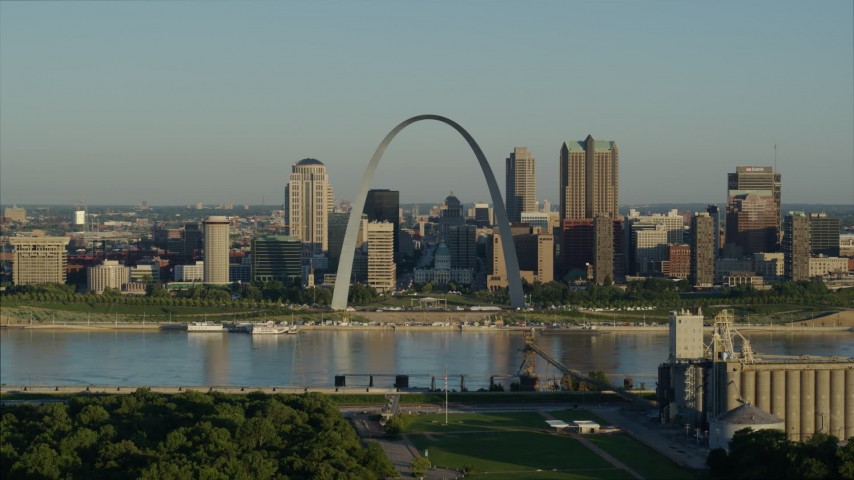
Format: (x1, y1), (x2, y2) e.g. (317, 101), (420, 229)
(774, 143), (777, 172)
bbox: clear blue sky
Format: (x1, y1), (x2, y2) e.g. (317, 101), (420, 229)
(1, 1), (852, 207)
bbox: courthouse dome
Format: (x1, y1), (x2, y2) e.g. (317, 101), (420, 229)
(296, 158), (324, 166)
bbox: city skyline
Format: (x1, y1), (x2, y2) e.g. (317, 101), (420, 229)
(1, 1), (852, 206)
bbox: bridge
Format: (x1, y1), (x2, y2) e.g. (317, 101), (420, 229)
(520, 329), (655, 408)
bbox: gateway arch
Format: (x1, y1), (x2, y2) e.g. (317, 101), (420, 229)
(331, 114), (524, 310)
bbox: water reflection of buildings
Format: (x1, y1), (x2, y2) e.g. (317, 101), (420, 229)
(188, 334), (229, 385)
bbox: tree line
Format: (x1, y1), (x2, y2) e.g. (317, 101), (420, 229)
(1, 280), (382, 310)
(0, 390), (395, 480)
(520, 278), (852, 310)
(708, 428), (854, 480)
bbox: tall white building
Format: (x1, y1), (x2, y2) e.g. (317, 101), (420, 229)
(366, 221), (395, 292)
(506, 147), (536, 223)
(203, 216), (230, 283)
(285, 158), (334, 252)
(87, 260), (131, 293)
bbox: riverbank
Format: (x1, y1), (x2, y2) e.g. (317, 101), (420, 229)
(1, 321), (851, 334)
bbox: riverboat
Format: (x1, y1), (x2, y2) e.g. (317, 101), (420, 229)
(187, 322), (224, 332)
(250, 321), (289, 335)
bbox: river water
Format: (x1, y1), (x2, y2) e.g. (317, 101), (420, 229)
(1, 328), (851, 390)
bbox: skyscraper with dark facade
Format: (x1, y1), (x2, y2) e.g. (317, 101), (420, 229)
(560, 218), (623, 281)
(439, 192), (465, 237)
(725, 193), (778, 255)
(326, 212), (349, 272)
(506, 147), (536, 223)
(251, 236), (302, 284)
(560, 135), (619, 220)
(447, 224), (477, 270)
(726, 166), (780, 254)
(808, 213), (840, 257)
(594, 214), (614, 284)
(706, 205), (721, 259)
(365, 189), (399, 257)
(690, 212), (714, 288)
(783, 213), (810, 281)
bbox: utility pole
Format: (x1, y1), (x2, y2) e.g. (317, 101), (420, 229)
(444, 365), (449, 425)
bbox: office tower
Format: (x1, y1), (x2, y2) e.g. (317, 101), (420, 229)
(665, 245), (691, 280)
(560, 135), (619, 220)
(486, 231), (553, 290)
(726, 166), (781, 253)
(593, 215), (614, 284)
(626, 209), (684, 275)
(203, 216), (230, 283)
(521, 212), (550, 231)
(753, 252), (784, 283)
(630, 223), (668, 275)
(366, 221), (395, 292)
(365, 189), (400, 257)
(725, 193), (778, 255)
(447, 224), (477, 269)
(10, 237), (70, 285)
(506, 147), (536, 223)
(626, 209), (684, 245)
(727, 166), (781, 221)
(87, 260), (130, 293)
(560, 218), (622, 281)
(285, 158), (334, 252)
(439, 192), (465, 236)
(809, 213), (840, 257)
(327, 212), (349, 272)
(514, 233), (554, 283)
(473, 203), (493, 227)
(251, 236), (302, 284)
(706, 205), (721, 259)
(230, 256), (252, 283)
(183, 223), (203, 260)
(690, 213), (714, 288)
(542, 199), (551, 213)
(174, 261), (205, 282)
(131, 259), (161, 283)
(783, 213), (810, 281)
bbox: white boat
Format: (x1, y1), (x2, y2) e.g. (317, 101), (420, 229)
(250, 321), (289, 335)
(187, 321), (224, 332)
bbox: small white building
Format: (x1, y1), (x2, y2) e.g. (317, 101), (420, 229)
(570, 420), (600, 434)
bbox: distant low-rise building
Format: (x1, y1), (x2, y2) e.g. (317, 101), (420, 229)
(174, 261), (204, 282)
(87, 260), (131, 293)
(715, 257), (753, 283)
(4, 207), (27, 223)
(808, 256), (849, 278)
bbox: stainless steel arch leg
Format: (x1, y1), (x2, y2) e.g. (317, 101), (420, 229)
(331, 114), (524, 310)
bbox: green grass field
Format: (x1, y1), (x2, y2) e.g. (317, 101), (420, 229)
(409, 431), (632, 479)
(400, 411), (700, 479)
(585, 434), (694, 480)
(403, 411), (550, 433)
